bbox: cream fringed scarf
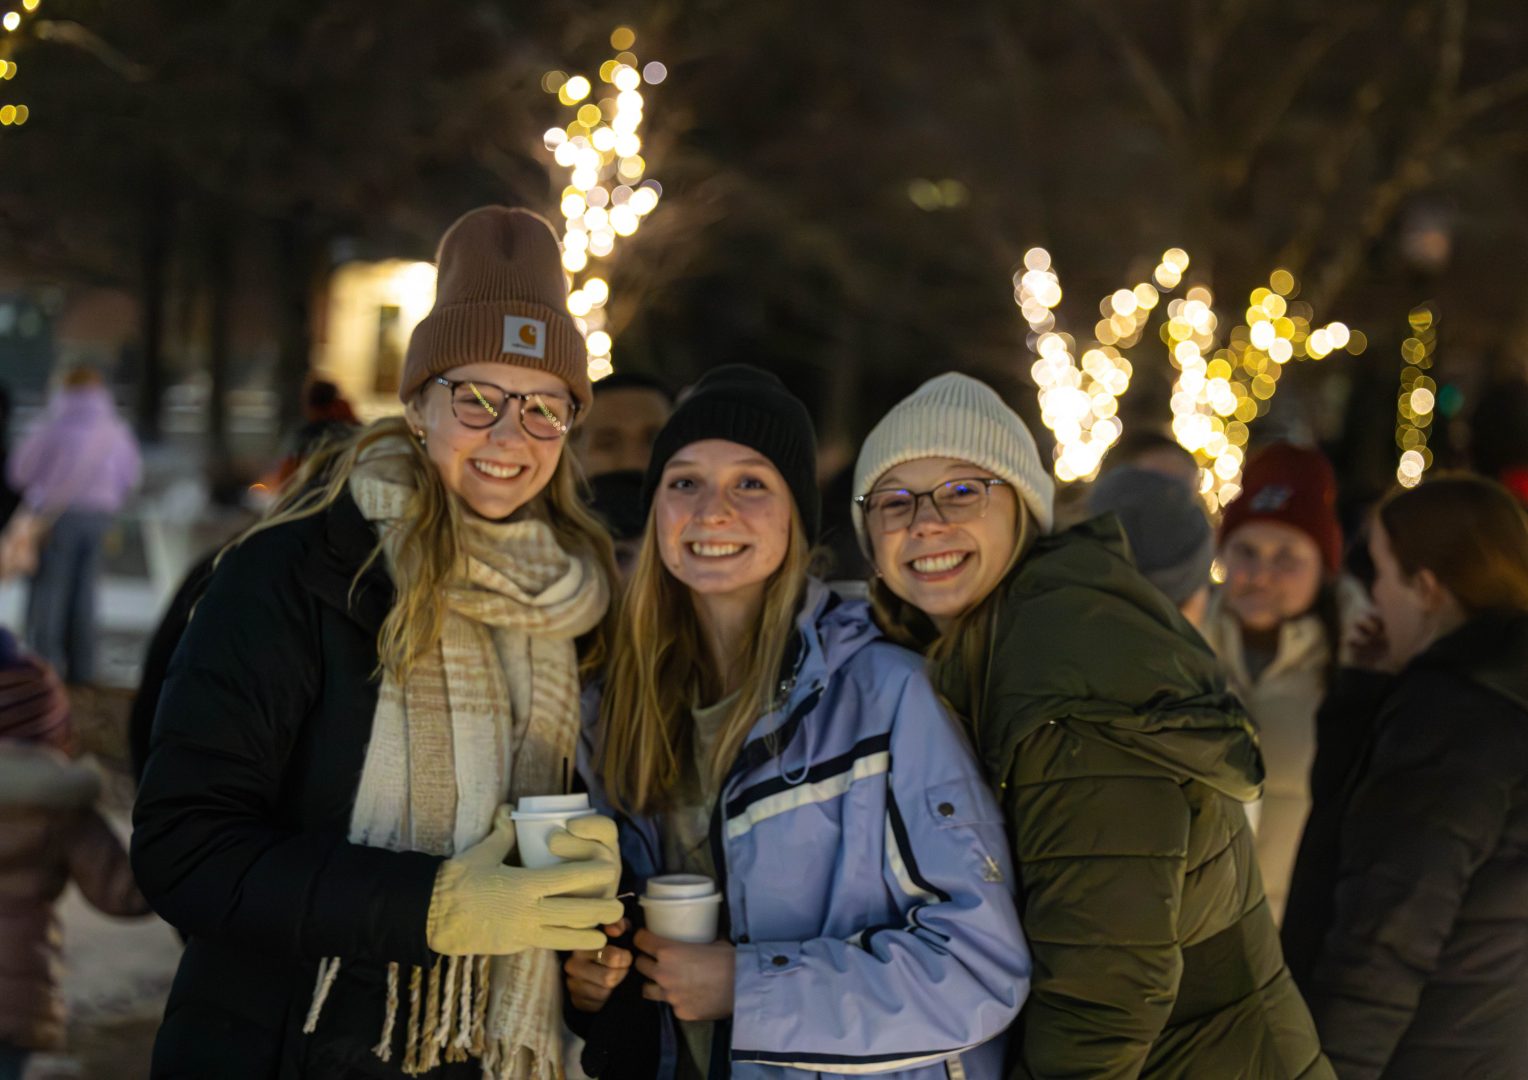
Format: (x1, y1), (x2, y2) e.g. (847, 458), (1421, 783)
(303, 442), (609, 1079)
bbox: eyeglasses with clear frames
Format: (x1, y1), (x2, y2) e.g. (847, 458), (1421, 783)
(432, 376), (579, 440)
(854, 477), (1008, 534)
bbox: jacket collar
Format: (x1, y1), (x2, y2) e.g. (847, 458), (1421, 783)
(1409, 607), (1528, 713)
(295, 488), (394, 636)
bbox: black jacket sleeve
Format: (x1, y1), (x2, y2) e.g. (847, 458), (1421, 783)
(1306, 670), (1523, 1078)
(1282, 667), (1393, 987)
(130, 524), (441, 967)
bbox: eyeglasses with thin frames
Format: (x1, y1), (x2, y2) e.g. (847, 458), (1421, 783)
(854, 477), (1008, 534)
(432, 376), (579, 440)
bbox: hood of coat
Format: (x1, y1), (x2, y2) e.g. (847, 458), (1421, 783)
(0, 741), (100, 810)
(1409, 607), (1528, 714)
(744, 578), (884, 744)
(980, 516), (1263, 802)
(45, 383), (117, 423)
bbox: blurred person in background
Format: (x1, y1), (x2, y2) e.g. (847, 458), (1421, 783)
(0, 626), (149, 1080)
(1100, 428), (1203, 491)
(1087, 465), (1217, 628)
(1200, 442), (1365, 924)
(572, 372), (673, 478)
(269, 378), (364, 488)
(586, 469), (646, 584)
(0, 383), (18, 529)
(1287, 475), (1528, 1079)
(4, 365), (141, 685)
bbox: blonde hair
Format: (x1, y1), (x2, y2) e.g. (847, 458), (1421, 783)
(596, 507), (811, 815)
(868, 505), (1032, 734)
(231, 415), (616, 682)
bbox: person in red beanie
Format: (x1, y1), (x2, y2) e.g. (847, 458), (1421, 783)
(1201, 443), (1366, 925)
(0, 626), (149, 1080)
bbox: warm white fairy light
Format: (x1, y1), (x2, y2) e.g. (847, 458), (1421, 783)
(1395, 304), (1437, 488)
(1017, 247), (1191, 482)
(1168, 268), (1366, 511)
(542, 27), (664, 382)
(0, 0), (40, 126)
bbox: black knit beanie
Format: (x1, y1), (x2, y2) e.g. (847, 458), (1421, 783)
(642, 364), (820, 540)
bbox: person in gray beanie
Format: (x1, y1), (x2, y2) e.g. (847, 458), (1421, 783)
(1087, 465), (1215, 628)
(853, 371), (1331, 1080)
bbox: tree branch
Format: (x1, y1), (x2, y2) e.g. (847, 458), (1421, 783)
(1075, 0), (1189, 150)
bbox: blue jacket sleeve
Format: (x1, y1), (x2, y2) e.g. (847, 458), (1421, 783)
(730, 656), (1030, 1072)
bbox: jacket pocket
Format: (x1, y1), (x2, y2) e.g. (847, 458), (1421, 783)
(925, 777), (1004, 829)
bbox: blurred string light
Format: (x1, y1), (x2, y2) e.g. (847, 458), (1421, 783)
(540, 26), (665, 382)
(907, 178), (969, 211)
(1168, 268), (1365, 511)
(0, 0), (40, 127)
(1016, 247), (1189, 482)
(1395, 304), (1437, 488)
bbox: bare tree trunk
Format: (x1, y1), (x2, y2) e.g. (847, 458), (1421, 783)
(273, 210), (321, 435)
(136, 170), (173, 441)
(205, 207), (234, 478)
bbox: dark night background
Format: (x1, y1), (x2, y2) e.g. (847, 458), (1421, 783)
(2, 0), (1527, 497)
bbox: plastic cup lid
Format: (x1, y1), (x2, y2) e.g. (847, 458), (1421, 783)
(514, 793), (590, 813)
(644, 874), (718, 899)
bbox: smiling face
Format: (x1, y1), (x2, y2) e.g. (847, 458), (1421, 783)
(866, 456), (1019, 631)
(654, 439), (793, 604)
(403, 362), (571, 521)
(1221, 520), (1324, 631)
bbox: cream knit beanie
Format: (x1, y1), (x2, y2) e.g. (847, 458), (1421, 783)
(852, 372), (1055, 549)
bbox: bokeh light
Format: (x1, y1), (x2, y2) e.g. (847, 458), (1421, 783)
(542, 32), (664, 380)
(1395, 304), (1438, 487)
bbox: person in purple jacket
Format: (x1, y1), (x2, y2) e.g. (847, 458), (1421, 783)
(7, 365), (141, 683)
(570, 366), (1029, 1080)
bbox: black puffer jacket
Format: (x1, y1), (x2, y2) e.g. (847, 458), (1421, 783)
(1292, 609), (1528, 1079)
(131, 493), (471, 1079)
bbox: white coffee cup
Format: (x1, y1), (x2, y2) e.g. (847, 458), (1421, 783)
(516, 793), (591, 815)
(512, 794), (594, 869)
(640, 874), (722, 943)
(644, 873), (717, 900)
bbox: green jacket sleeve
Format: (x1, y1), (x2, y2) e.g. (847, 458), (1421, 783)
(1005, 729), (1189, 1080)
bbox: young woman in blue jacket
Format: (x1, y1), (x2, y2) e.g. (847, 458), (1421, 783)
(567, 365), (1029, 1080)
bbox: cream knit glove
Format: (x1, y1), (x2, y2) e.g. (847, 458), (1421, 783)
(546, 815), (621, 899)
(427, 809), (624, 955)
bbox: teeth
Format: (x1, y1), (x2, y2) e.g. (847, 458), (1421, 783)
(912, 552), (967, 573)
(472, 460), (524, 480)
(690, 542), (744, 558)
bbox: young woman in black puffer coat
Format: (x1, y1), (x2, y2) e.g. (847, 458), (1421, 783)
(1286, 474), (1528, 1079)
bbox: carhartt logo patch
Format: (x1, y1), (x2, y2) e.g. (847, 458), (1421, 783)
(503, 316), (546, 359)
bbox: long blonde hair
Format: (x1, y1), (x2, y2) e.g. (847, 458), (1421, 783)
(868, 504), (1032, 732)
(230, 415), (617, 682)
(597, 507), (811, 815)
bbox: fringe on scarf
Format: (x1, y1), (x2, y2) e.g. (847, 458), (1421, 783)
(305, 953), (511, 1077)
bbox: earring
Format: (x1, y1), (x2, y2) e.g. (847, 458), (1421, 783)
(415, 429), (427, 446)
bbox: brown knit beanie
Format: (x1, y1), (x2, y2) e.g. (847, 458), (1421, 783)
(399, 207), (591, 409)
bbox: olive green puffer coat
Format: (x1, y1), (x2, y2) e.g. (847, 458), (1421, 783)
(970, 518), (1332, 1080)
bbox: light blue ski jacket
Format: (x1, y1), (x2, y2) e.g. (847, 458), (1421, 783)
(582, 581), (1030, 1079)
